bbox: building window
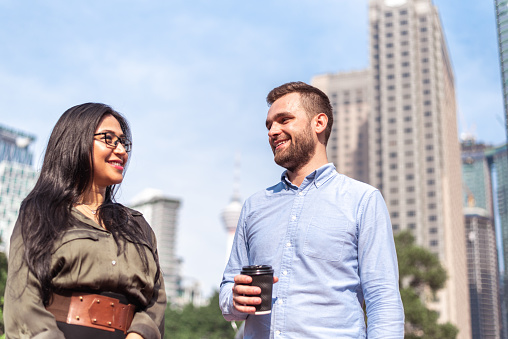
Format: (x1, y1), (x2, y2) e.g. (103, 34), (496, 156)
(424, 111), (431, 116)
(428, 191), (435, 197)
(407, 186), (415, 192)
(427, 168), (434, 173)
(391, 212), (399, 218)
(402, 73), (410, 78)
(429, 227), (438, 234)
(407, 211), (416, 217)
(404, 128), (412, 133)
(429, 215), (437, 221)
(406, 174), (414, 180)
(430, 240), (438, 246)
(390, 187), (398, 193)
(408, 223), (416, 229)
(427, 180), (435, 185)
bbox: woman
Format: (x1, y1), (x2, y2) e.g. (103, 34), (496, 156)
(4, 103), (166, 339)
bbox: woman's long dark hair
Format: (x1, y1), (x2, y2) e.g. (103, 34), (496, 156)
(19, 103), (160, 304)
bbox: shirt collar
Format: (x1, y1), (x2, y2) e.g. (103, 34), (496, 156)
(281, 163), (337, 190)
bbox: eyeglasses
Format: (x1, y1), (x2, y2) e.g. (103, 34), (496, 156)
(94, 132), (132, 152)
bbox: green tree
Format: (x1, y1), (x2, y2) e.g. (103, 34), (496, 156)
(0, 250), (7, 335)
(164, 291), (241, 339)
(395, 231), (459, 339)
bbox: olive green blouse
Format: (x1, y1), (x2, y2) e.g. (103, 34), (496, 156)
(4, 207), (166, 339)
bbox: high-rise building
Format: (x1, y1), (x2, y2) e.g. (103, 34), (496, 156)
(0, 125), (38, 252)
(464, 208), (502, 339)
(312, 0), (471, 336)
(311, 70), (370, 183)
(489, 144), (508, 336)
(369, 1), (469, 335)
(130, 188), (181, 304)
(495, 0), (508, 142)
(462, 138), (504, 338)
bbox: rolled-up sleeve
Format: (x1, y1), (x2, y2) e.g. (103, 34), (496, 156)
(357, 190), (404, 338)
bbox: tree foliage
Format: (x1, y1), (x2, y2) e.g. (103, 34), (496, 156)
(395, 231), (459, 339)
(0, 250), (7, 335)
(164, 291), (240, 339)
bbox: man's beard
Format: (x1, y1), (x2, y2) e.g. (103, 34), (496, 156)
(273, 124), (316, 172)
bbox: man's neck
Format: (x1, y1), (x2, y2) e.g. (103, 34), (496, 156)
(286, 154), (328, 187)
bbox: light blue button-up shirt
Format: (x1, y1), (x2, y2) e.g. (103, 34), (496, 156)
(220, 163), (404, 338)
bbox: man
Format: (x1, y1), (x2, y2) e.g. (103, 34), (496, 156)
(220, 82), (404, 338)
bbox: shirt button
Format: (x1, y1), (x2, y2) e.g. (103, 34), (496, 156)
(275, 330), (281, 335)
(286, 242), (291, 247)
(111, 261), (116, 266)
(316, 183), (321, 187)
(291, 215), (296, 221)
(298, 192), (304, 196)
(282, 270), (288, 275)
(278, 299), (283, 305)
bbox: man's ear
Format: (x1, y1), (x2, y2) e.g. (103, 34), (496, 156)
(313, 113), (328, 134)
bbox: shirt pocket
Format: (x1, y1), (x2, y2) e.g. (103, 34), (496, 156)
(52, 229), (100, 253)
(303, 216), (351, 262)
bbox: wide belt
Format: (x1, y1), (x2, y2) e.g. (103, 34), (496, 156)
(46, 292), (136, 334)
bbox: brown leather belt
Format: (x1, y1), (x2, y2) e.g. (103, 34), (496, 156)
(46, 292), (135, 334)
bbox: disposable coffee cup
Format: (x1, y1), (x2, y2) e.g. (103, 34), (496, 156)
(241, 265), (274, 315)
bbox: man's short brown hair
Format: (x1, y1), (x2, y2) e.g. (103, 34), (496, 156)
(266, 81), (333, 145)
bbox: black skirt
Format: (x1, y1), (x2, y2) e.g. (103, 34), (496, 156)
(56, 322), (126, 339)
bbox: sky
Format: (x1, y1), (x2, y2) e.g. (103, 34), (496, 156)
(0, 0), (505, 298)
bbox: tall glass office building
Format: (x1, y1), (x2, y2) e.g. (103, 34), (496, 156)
(0, 125), (38, 252)
(495, 0), (508, 141)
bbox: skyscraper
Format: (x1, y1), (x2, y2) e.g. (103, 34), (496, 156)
(0, 125), (38, 252)
(462, 138), (504, 338)
(312, 0), (471, 336)
(311, 70), (370, 184)
(130, 188), (181, 304)
(495, 0), (508, 142)
(370, 1), (469, 335)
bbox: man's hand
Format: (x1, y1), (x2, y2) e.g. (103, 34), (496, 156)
(232, 274), (279, 314)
